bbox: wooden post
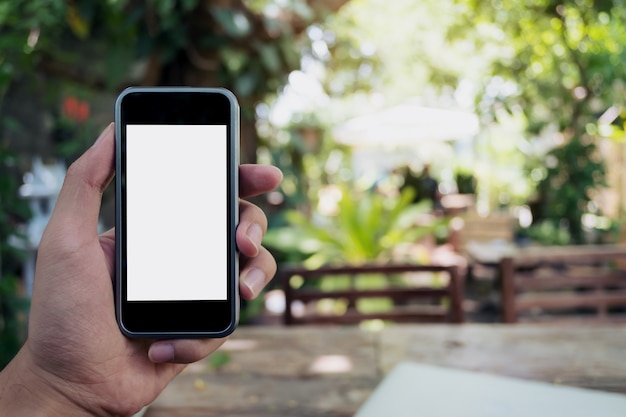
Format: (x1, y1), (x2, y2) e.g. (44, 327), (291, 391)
(500, 257), (517, 323)
(448, 265), (465, 323)
(280, 269), (295, 325)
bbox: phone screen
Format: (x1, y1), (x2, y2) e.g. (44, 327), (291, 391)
(125, 124), (227, 301)
(115, 87), (239, 338)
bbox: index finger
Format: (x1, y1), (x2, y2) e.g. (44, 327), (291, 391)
(239, 164), (282, 198)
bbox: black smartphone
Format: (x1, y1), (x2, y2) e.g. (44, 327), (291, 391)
(115, 87), (239, 338)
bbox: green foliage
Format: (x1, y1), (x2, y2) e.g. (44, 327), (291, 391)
(0, 148), (31, 369)
(463, 0), (626, 131)
(0, 1), (67, 93)
(0, 151), (30, 266)
(455, 170), (476, 194)
(454, 0), (626, 243)
(526, 220), (572, 246)
(0, 0), (325, 113)
(536, 136), (606, 242)
(0, 2), (62, 368)
(0, 0), (339, 327)
(264, 186), (447, 266)
(259, 114), (351, 216)
(0, 274), (29, 369)
(319, 0), (478, 101)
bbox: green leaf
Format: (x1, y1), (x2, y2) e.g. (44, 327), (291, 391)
(208, 351), (231, 370)
(255, 42), (282, 74)
(219, 48), (248, 74)
(234, 67), (260, 97)
(154, 0), (175, 17)
(181, 0), (198, 12)
(210, 7), (251, 38)
(104, 43), (133, 88)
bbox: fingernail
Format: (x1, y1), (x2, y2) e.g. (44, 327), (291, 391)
(243, 268), (266, 298)
(149, 343), (175, 363)
(93, 123), (114, 148)
(246, 223), (263, 251)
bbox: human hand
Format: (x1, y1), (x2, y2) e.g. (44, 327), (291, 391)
(0, 123), (282, 416)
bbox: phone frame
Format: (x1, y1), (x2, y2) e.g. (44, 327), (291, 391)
(115, 87), (240, 338)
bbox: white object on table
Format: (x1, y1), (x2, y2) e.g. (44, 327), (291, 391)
(355, 362), (626, 417)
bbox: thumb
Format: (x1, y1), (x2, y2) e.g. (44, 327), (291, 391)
(44, 123), (115, 245)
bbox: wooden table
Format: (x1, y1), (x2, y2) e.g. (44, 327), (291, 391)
(466, 242), (626, 268)
(145, 324), (626, 417)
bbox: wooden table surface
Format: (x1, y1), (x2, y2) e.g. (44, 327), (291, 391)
(145, 324), (626, 417)
(466, 242), (626, 266)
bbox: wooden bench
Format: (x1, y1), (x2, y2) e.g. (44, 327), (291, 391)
(278, 263), (464, 325)
(500, 245), (626, 323)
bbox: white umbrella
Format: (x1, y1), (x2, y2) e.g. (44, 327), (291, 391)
(332, 103), (479, 183)
(333, 104), (479, 148)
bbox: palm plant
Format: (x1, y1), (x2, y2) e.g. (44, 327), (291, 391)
(265, 185), (448, 267)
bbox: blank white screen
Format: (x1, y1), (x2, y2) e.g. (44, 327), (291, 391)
(126, 124), (227, 301)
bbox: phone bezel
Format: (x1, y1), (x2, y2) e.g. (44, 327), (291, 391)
(115, 87), (239, 338)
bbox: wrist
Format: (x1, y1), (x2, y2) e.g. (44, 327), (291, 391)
(0, 346), (101, 417)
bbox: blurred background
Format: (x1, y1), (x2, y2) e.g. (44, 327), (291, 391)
(2, 0), (626, 366)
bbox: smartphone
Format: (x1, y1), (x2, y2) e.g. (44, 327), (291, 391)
(115, 87), (239, 338)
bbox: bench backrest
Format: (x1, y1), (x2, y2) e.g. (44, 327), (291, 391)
(500, 245), (626, 323)
(278, 263), (464, 325)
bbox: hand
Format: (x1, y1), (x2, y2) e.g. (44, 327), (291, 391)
(0, 123), (282, 416)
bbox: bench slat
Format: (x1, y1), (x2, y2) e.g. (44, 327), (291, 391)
(292, 308), (449, 325)
(514, 272), (626, 291)
(515, 292), (626, 311)
(291, 287), (449, 302)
